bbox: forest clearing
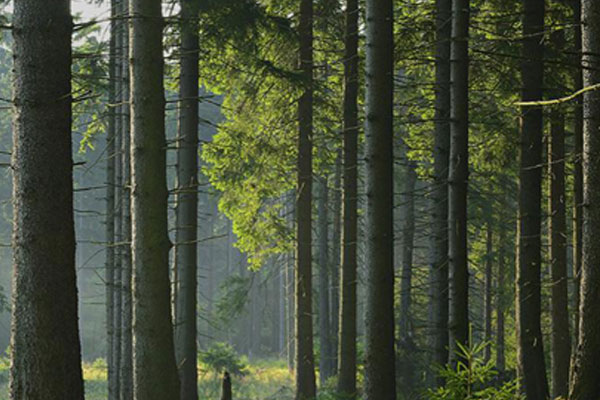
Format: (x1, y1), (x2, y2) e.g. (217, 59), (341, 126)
(0, 0), (599, 399)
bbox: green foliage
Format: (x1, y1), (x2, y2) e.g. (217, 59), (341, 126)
(199, 342), (248, 377)
(214, 274), (253, 323)
(426, 341), (522, 400)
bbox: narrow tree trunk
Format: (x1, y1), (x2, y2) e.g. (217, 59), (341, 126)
(174, 0), (200, 398)
(448, 0), (469, 363)
(337, 0), (358, 396)
(120, 2), (133, 398)
(548, 27), (570, 398)
(129, 1), (180, 398)
(483, 223), (492, 364)
(295, 0), (316, 397)
(318, 176), (333, 384)
(571, 0), (583, 359)
(364, 0), (396, 398)
(496, 223), (506, 377)
(516, 0), (549, 398)
(569, 2), (600, 398)
(398, 160), (417, 390)
(330, 150), (341, 372)
(107, 1), (118, 398)
(10, 1), (84, 398)
(431, 0), (451, 378)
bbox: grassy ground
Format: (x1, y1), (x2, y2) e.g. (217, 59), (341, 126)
(0, 358), (296, 400)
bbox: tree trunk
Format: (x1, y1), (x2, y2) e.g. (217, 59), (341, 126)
(483, 224), (492, 364)
(318, 176), (333, 384)
(107, 1), (118, 398)
(569, 2), (600, 398)
(431, 0), (451, 378)
(221, 372), (232, 400)
(448, 0), (470, 363)
(10, 1), (84, 398)
(398, 160), (417, 390)
(295, 0), (316, 397)
(364, 0), (396, 398)
(496, 222), (506, 377)
(330, 150), (341, 372)
(129, 1), (180, 398)
(516, 0), (549, 398)
(337, 0), (359, 396)
(174, 0), (200, 399)
(548, 27), (570, 399)
(120, 1), (133, 397)
(571, 0), (583, 361)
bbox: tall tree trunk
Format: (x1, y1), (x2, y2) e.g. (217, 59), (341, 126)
(318, 176), (333, 384)
(337, 0), (359, 397)
(431, 0), (451, 378)
(571, 0), (583, 360)
(107, 1), (118, 398)
(330, 150), (341, 372)
(174, 0), (199, 399)
(548, 27), (570, 399)
(516, 0), (549, 398)
(295, 0), (316, 397)
(364, 0), (396, 398)
(569, 1), (600, 398)
(398, 160), (417, 390)
(129, 1), (180, 398)
(483, 223), (492, 364)
(448, 0), (469, 363)
(10, 1), (84, 398)
(496, 222), (506, 377)
(120, 1), (133, 397)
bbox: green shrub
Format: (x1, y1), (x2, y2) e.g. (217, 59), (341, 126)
(426, 341), (522, 400)
(199, 342), (248, 376)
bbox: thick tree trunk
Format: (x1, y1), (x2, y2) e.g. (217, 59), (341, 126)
(337, 0), (358, 396)
(569, 2), (600, 398)
(431, 0), (451, 378)
(318, 176), (334, 384)
(483, 224), (492, 363)
(516, 1), (549, 398)
(107, 1), (118, 399)
(174, 1), (200, 399)
(10, 1), (84, 399)
(448, 0), (469, 363)
(295, 0), (316, 397)
(129, 1), (180, 398)
(364, 0), (396, 398)
(548, 28), (570, 398)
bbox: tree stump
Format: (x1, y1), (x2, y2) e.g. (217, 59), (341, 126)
(221, 371), (232, 400)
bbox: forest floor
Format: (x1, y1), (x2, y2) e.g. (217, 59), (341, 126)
(0, 358), (297, 400)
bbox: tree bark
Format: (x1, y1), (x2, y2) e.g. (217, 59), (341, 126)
(548, 27), (570, 399)
(569, 1), (600, 398)
(330, 150), (341, 372)
(483, 224), (492, 364)
(295, 0), (316, 397)
(448, 0), (469, 363)
(431, 0), (451, 378)
(318, 176), (333, 384)
(364, 0), (396, 398)
(337, 0), (358, 396)
(516, 0), (549, 398)
(129, 1), (180, 398)
(120, 2), (133, 398)
(107, 1), (118, 398)
(496, 222), (506, 377)
(10, 1), (84, 398)
(174, 1), (200, 399)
